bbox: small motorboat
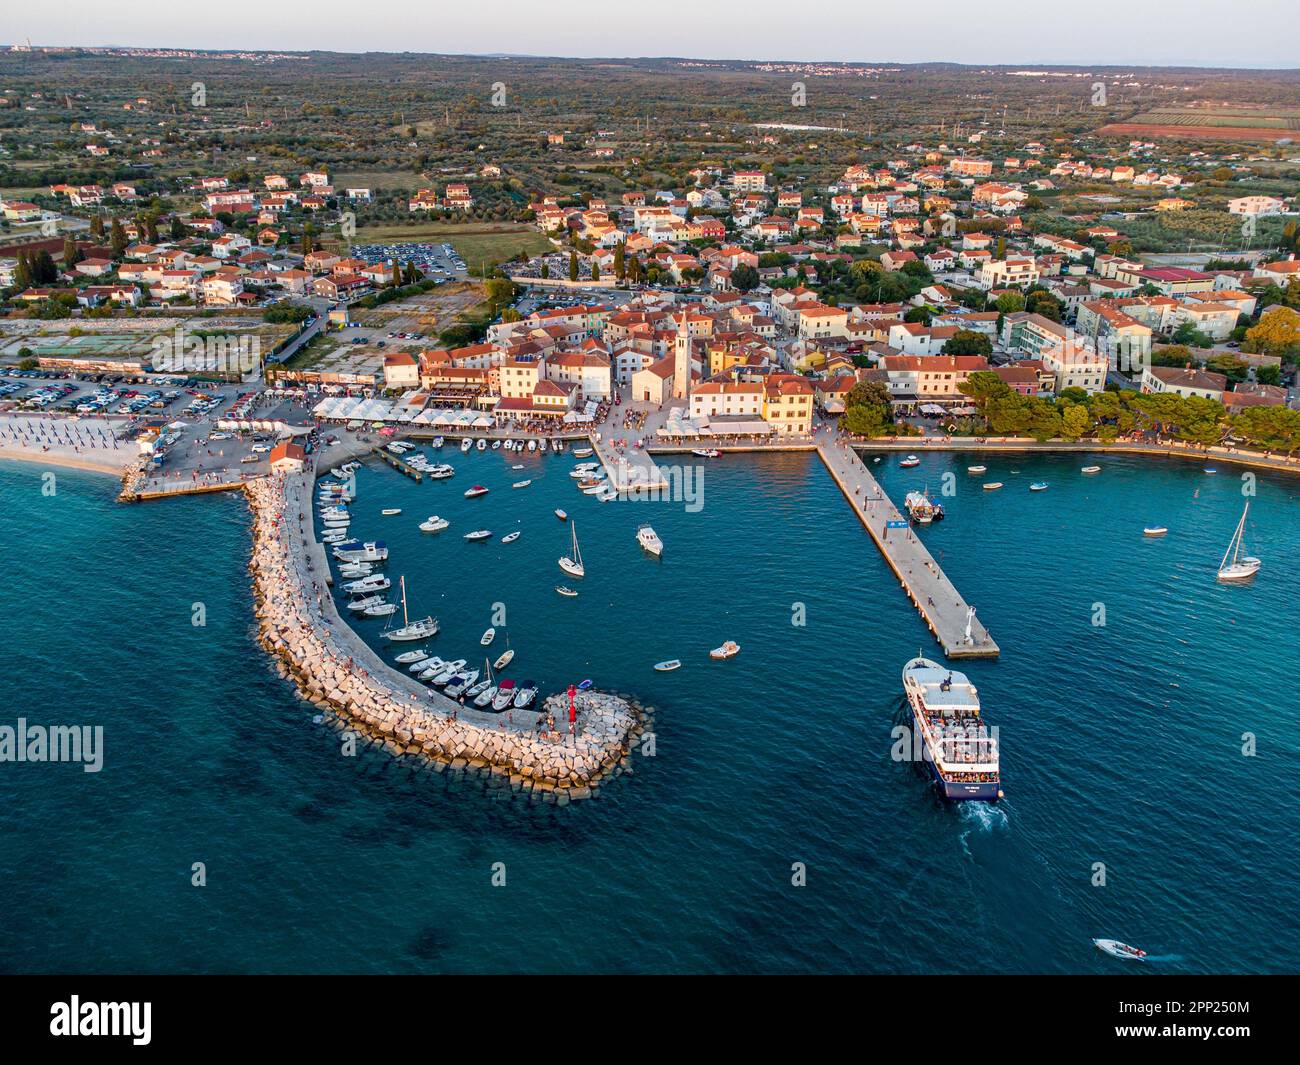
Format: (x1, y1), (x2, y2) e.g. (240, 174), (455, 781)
(1143, 526), (1168, 537)
(555, 585), (579, 597)
(343, 574), (391, 594)
(654, 660), (681, 672)
(481, 627), (495, 646)
(511, 464), (525, 470)
(464, 529), (492, 541)
(460, 439), (472, 453)
(476, 439), (487, 452)
(464, 485), (489, 498)
(572, 447), (594, 458)
(432, 659), (468, 685)
(710, 640), (740, 660)
(1029, 482), (1049, 492)
(637, 524), (663, 557)
(363, 603), (398, 618)
(691, 448), (721, 458)
(491, 680), (516, 711)
(513, 681), (538, 709)
(428, 465), (455, 479)
(982, 482), (1003, 491)
(381, 508), (402, 516)
(394, 649), (429, 665)
(527, 440), (537, 452)
(1204, 467), (1218, 474)
(474, 685), (497, 708)
(494, 648), (514, 670)
(491, 440), (501, 450)
(337, 562), (374, 578)
(1093, 939), (1147, 961)
(444, 670), (480, 698)
(900, 455), (921, 468)
(512, 479), (532, 489)
(419, 516), (449, 533)
(501, 531), (521, 544)
(595, 486), (618, 502)
(577, 679), (593, 691)
(1081, 465), (1101, 474)
(967, 465), (987, 474)
(413, 656), (445, 676)
(555, 509), (568, 521)
(346, 594), (386, 613)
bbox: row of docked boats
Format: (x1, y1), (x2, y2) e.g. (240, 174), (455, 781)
(459, 437), (567, 454)
(398, 645), (538, 712)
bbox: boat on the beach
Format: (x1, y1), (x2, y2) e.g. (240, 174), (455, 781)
(464, 485), (489, 498)
(559, 522), (585, 578)
(1143, 526), (1168, 538)
(905, 489), (943, 523)
(1093, 939), (1147, 961)
(463, 529), (491, 542)
(900, 455), (921, 468)
(654, 660), (682, 672)
(481, 627), (495, 646)
(501, 531), (521, 544)
(982, 482), (1003, 491)
(492, 680), (516, 711)
(1029, 482), (1049, 492)
(637, 524), (663, 557)
(512, 479), (532, 489)
(383, 577), (440, 642)
(419, 515), (449, 533)
(902, 655), (1002, 802)
(555, 585), (578, 597)
(513, 681), (538, 709)
(709, 641), (740, 660)
(967, 465), (987, 474)
(1081, 465), (1101, 474)
(1217, 501), (1261, 582)
(555, 509), (568, 521)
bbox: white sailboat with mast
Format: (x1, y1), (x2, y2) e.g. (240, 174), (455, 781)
(1217, 501), (1261, 582)
(558, 520), (585, 578)
(384, 576), (441, 641)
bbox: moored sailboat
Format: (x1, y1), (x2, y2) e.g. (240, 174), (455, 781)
(1217, 501), (1261, 582)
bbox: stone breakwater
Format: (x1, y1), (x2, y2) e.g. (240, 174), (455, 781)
(244, 472), (644, 801)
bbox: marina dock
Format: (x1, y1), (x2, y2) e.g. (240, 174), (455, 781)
(591, 433), (669, 492)
(372, 447), (424, 481)
(816, 441), (999, 659)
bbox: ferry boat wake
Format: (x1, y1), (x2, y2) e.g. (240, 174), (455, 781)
(902, 655), (1002, 802)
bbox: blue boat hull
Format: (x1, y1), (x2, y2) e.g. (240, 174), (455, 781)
(911, 704), (1000, 802)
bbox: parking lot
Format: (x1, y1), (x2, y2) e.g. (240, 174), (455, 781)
(351, 242), (468, 283)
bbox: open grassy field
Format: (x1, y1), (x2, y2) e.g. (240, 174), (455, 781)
(352, 220), (553, 268)
(332, 171), (422, 191)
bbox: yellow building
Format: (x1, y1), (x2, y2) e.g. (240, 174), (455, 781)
(762, 374), (815, 434)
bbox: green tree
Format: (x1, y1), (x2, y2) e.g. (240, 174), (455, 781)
(941, 329), (992, 356)
(569, 250), (579, 283)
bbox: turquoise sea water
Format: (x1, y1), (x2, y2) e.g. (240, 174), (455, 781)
(1, 446), (1297, 974)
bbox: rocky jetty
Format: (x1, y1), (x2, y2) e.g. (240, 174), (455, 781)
(244, 472), (643, 798)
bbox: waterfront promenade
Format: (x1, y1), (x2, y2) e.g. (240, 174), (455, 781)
(591, 433), (669, 491)
(815, 435), (999, 659)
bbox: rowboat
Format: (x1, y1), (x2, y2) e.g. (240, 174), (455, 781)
(555, 509), (568, 521)
(654, 660), (681, 672)
(555, 585), (578, 597)
(481, 627), (495, 646)
(512, 480), (532, 489)
(381, 508), (402, 516)
(1143, 526), (1168, 537)
(982, 482), (1003, 491)
(494, 648), (514, 670)
(1029, 482), (1048, 492)
(1081, 465), (1101, 474)
(501, 531), (521, 544)
(967, 465), (987, 474)
(463, 529), (491, 541)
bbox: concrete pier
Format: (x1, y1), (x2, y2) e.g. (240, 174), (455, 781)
(371, 446), (423, 481)
(816, 440), (999, 659)
(590, 433), (668, 492)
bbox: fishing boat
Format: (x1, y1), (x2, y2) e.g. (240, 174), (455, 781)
(1081, 465), (1101, 474)
(654, 660), (682, 672)
(445, 669), (480, 697)
(982, 482), (1003, 491)
(572, 447), (594, 458)
(1029, 482), (1049, 492)
(900, 455), (921, 468)
(394, 649), (429, 665)
(363, 603), (397, 618)
(512, 480), (532, 489)
(492, 680), (516, 711)
(463, 529), (492, 542)
(555, 509), (568, 521)
(691, 448), (721, 458)
(460, 439), (472, 453)
(710, 641), (740, 660)
(419, 515), (449, 533)
(558, 521), (585, 578)
(383, 577), (440, 642)
(481, 627), (495, 646)
(1217, 501), (1261, 582)
(902, 655), (1002, 801)
(1093, 939), (1147, 961)
(501, 531), (521, 544)
(513, 681), (538, 709)
(967, 465), (987, 474)
(464, 485), (489, 498)
(637, 524), (664, 557)
(432, 659), (467, 685)
(555, 585), (578, 597)
(1143, 526), (1168, 538)
(904, 489), (943, 523)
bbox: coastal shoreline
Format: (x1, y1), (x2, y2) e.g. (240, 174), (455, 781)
(0, 447), (131, 477)
(242, 469), (644, 801)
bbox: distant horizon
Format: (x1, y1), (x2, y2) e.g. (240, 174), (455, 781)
(5, 44), (1300, 73)
(5, 1), (1300, 71)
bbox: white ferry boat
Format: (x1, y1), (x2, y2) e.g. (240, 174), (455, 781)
(904, 489), (944, 524)
(902, 656), (1001, 802)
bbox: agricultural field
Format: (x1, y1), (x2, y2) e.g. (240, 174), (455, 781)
(1097, 105), (1300, 142)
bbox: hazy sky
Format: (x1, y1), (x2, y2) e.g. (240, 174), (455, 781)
(8, 2), (1300, 69)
